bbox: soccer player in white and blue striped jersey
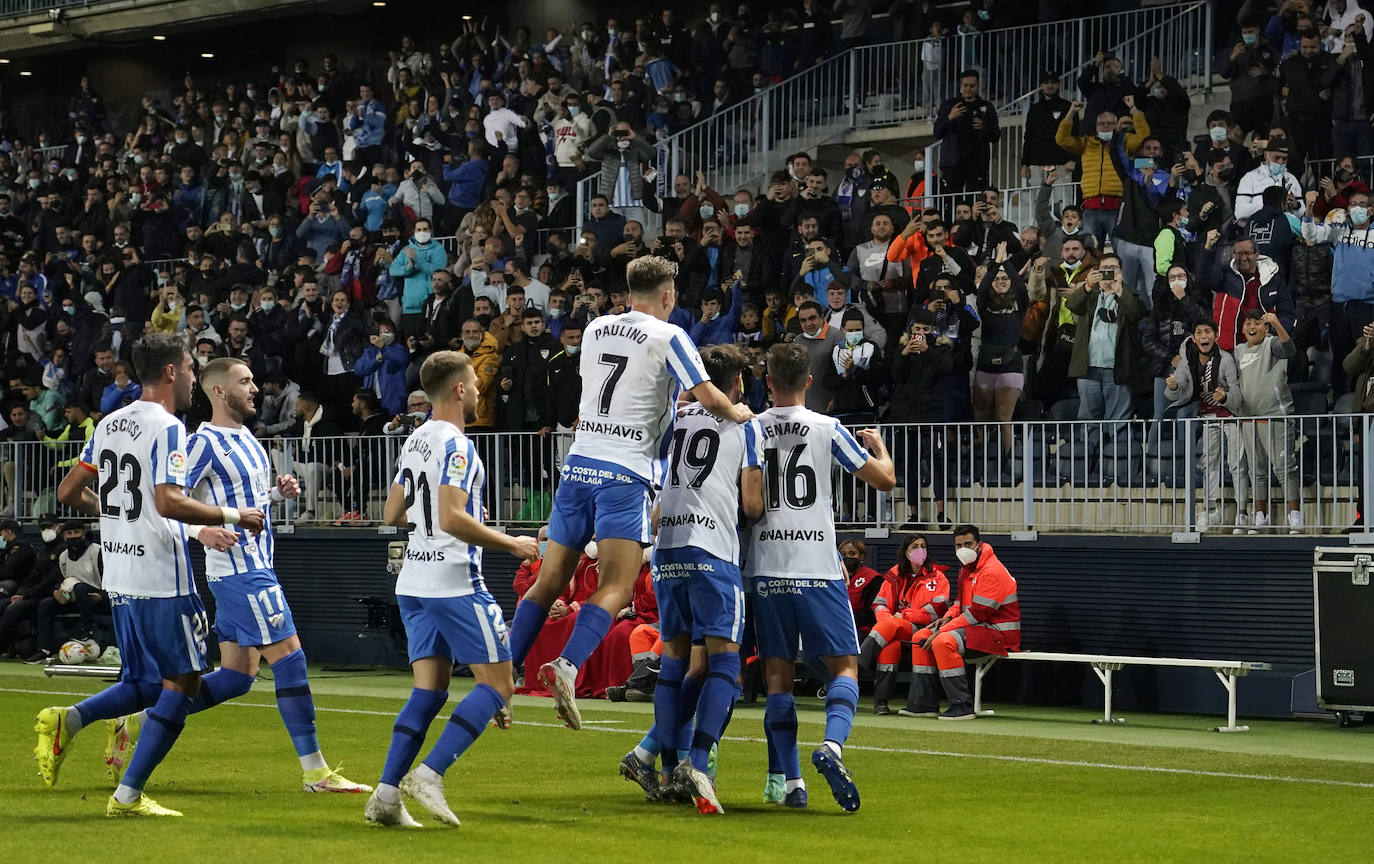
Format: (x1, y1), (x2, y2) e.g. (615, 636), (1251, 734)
(42, 334), (267, 817)
(364, 351), (540, 828)
(143, 357), (368, 792)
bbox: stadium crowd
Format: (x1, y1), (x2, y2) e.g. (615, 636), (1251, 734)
(0, 0), (1366, 534)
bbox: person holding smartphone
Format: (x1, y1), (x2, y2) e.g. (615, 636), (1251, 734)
(1065, 253), (1147, 421)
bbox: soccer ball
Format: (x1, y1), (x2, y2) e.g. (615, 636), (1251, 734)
(57, 640), (90, 665)
(80, 637), (100, 657)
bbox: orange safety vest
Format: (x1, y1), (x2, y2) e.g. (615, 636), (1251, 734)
(873, 563), (950, 627)
(944, 542), (1020, 655)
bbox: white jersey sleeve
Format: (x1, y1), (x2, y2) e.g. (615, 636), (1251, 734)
(745, 406), (867, 581)
(394, 419), (488, 598)
(568, 311), (710, 484)
(656, 409), (763, 565)
(89, 401), (196, 598)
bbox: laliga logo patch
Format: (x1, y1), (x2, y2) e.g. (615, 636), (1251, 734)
(447, 450), (467, 480)
(168, 450), (187, 474)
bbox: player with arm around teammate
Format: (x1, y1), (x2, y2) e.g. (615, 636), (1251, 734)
(645, 344), (764, 815)
(108, 357), (370, 793)
(504, 256), (753, 731)
(364, 350), (540, 828)
(747, 342), (895, 812)
(42, 333), (265, 817)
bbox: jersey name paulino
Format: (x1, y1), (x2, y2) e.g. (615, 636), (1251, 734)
(393, 419), (487, 598)
(79, 400), (195, 598)
(185, 423), (276, 580)
(745, 405), (869, 581)
(568, 310), (709, 484)
(656, 405), (763, 565)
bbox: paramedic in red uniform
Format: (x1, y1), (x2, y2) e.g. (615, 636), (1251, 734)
(904, 524), (1019, 720)
(857, 534), (949, 715)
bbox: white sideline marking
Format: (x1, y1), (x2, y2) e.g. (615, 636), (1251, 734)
(7, 686), (1370, 791)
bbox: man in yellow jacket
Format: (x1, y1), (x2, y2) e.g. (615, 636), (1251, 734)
(459, 321), (502, 432)
(1056, 96), (1151, 248)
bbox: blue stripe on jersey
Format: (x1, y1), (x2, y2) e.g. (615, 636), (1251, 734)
(744, 419), (762, 468)
(831, 422), (868, 473)
(652, 394), (678, 488)
(204, 427), (275, 575)
(666, 332), (708, 389)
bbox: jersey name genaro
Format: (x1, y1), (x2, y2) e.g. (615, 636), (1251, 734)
(568, 310), (709, 485)
(656, 405), (764, 565)
(186, 423), (276, 579)
(745, 405), (869, 581)
(80, 400), (196, 598)
(393, 419), (487, 598)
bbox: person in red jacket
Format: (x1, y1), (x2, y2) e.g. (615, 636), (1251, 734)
(841, 539), (883, 636)
(857, 533), (950, 715)
(903, 524), (1019, 720)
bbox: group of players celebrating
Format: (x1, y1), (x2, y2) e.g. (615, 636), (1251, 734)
(31, 254), (894, 823)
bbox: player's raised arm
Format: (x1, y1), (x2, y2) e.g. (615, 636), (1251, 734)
(439, 485), (539, 560)
(689, 379), (754, 424)
(851, 428), (896, 492)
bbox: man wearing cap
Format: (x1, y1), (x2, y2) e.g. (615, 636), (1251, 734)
(1020, 73), (1074, 187)
(1236, 137), (1305, 220)
(483, 91), (529, 151)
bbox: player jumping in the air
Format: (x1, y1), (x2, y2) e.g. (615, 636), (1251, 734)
(504, 256), (752, 731)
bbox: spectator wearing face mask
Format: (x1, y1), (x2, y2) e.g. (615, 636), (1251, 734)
(353, 318), (409, 416)
(0, 515), (65, 657)
(25, 520), (103, 665)
(1034, 169), (1098, 262)
(825, 308), (886, 428)
(858, 533), (950, 716)
(1302, 187), (1374, 392)
(1079, 50), (1135, 131)
(1057, 99), (1151, 245)
(1236, 137), (1305, 220)
(1133, 58), (1193, 156)
(1311, 153), (1373, 219)
(1141, 264), (1210, 426)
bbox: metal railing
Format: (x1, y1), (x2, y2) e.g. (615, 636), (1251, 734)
(573, 2), (1212, 240)
(852, 2), (1212, 128)
(9, 415), (1366, 537)
(0, 0), (97, 17)
(901, 181), (1082, 238)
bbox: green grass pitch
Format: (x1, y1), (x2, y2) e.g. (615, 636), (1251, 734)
(4, 664), (1372, 862)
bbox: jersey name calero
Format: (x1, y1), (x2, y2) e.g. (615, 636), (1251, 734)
(745, 405), (868, 581)
(393, 419), (486, 598)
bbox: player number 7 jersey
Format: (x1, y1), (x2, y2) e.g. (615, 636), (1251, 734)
(567, 310), (709, 485)
(745, 404), (869, 582)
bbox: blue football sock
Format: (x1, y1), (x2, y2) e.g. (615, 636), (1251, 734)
(763, 699), (782, 776)
(558, 603), (612, 668)
(765, 692), (800, 781)
(421, 683), (505, 776)
(120, 688), (193, 793)
(186, 668), (255, 714)
(824, 675), (860, 750)
(675, 672), (704, 754)
(380, 687), (449, 787)
(269, 649), (320, 760)
(690, 652), (741, 772)
(632, 727), (660, 763)
(74, 680), (159, 728)
(653, 656), (686, 770)
(508, 598), (549, 667)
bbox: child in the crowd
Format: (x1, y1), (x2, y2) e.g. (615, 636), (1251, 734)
(761, 287), (793, 342)
(1233, 308), (1302, 533)
(1166, 319), (1250, 533)
(734, 303), (763, 344)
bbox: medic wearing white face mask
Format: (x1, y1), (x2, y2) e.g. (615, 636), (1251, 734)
(857, 536), (952, 715)
(904, 524), (1020, 719)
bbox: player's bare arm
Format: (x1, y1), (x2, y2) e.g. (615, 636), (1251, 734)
(438, 486), (539, 560)
(57, 464), (101, 515)
(688, 379), (753, 424)
(852, 428), (896, 491)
